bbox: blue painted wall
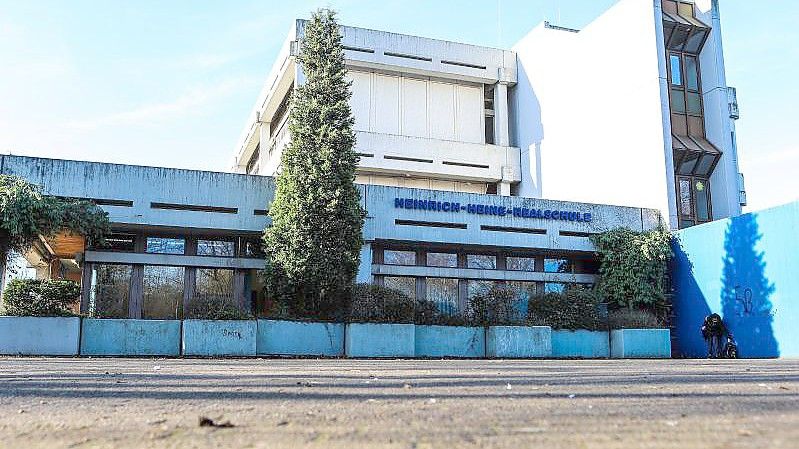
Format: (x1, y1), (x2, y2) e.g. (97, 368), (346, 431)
(673, 201), (799, 358)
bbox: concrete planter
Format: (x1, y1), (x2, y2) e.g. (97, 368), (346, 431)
(0, 316), (81, 356)
(415, 325), (485, 358)
(552, 330), (609, 358)
(345, 323), (414, 358)
(80, 319), (181, 356)
(486, 326), (552, 358)
(257, 320), (344, 356)
(182, 320), (256, 356)
(610, 329), (671, 358)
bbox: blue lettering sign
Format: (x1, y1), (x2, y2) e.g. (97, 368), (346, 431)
(391, 198), (592, 223)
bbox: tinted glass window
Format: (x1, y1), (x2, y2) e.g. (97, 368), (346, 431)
(685, 56), (699, 90)
(694, 180), (710, 221)
(384, 276), (416, 299)
(467, 254), (496, 269)
(507, 256), (536, 272)
(545, 282), (566, 294)
(544, 258), (571, 273)
(426, 278), (459, 316)
(686, 92), (702, 115)
(670, 54), (682, 85)
(426, 252), (457, 268)
(143, 266), (184, 319)
(197, 240), (235, 257)
(384, 250), (416, 266)
(89, 264), (131, 318)
(146, 237), (185, 255)
(670, 89), (686, 113)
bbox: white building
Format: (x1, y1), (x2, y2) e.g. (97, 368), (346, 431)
(233, 0), (745, 229)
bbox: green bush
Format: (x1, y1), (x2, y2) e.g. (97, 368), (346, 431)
(527, 287), (604, 331)
(2, 279), (80, 317)
(466, 285), (524, 326)
(348, 283), (414, 324)
(590, 227), (673, 310)
(608, 308), (663, 329)
(186, 296), (252, 320)
(414, 299), (469, 326)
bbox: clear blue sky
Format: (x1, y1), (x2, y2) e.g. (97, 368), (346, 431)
(0, 0), (796, 211)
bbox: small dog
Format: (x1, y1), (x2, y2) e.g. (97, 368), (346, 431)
(701, 313), (727, 358)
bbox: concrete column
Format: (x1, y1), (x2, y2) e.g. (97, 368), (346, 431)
(356, 243), (373, 284)
(183, 268), (196, 317)
(494, 82), (510, 147)
(129, 265), (144, 319)
(234, 270), (247, 312)
(80, 262), (93, 315)
(499, 181), (511, 196)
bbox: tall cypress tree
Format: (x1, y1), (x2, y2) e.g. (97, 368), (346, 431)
(264, 9), (364, 319)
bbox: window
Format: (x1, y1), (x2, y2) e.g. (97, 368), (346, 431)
(188, 268), (236, 318)
(545, 282), (566, 294)
(669, 54), (682, 86)
(507, 281), (535, 320)
(544, 258), (571, 273)
(245, 144), (260, 175)
(197, 239), (235, 257)
(146, 237), (185, 255)
(507, 256), (536, 272)
(89, 264), (131, 318)
(677, 176), (712, 227)
(467, 254), (496, 269)
(384, 276), (416, 300)
(383, 250), (416, 266)
(195, 269), (234, 300)
(427, 278), (459, 316)
(143, 266), (184, 319)
(101, 233), (135, 252)
(685, 56), (699, 91)
(239, 237), (265, 258)
(467, 280), (495, 299)
(426, 252), (457, 268)
(484, 84), (495, 144)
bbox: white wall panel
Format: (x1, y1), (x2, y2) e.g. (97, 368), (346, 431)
(401, 78), (428, 138)
(429, 82), (456, 140)
(456, 85), (483, 143)
(372, 74), (400, 135)
(348, 71), (372, 132)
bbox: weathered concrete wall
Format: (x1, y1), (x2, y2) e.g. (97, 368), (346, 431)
(80, 319), (181, 356)
(414, 325), (485, 358)
(673, 201), (799, 358)
(552, 330), (609, 358)
(0, 317), (80, 355)
(345, 323), (415, 358)
(486, 326), (552, 358)
(182, 320), (257, 356)
(257, 320), (345, 356)
(0, 155), (273, 233)
(362, 183), (662, 252)
(610, 329), (671, 359)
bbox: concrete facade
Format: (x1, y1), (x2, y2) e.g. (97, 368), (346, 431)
(233, 21), (520, 197)
(233, 0), (745, 230)
(1, 155), (660, 320)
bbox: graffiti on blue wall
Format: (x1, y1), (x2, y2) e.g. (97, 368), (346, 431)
(672, 203), (799, 358)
